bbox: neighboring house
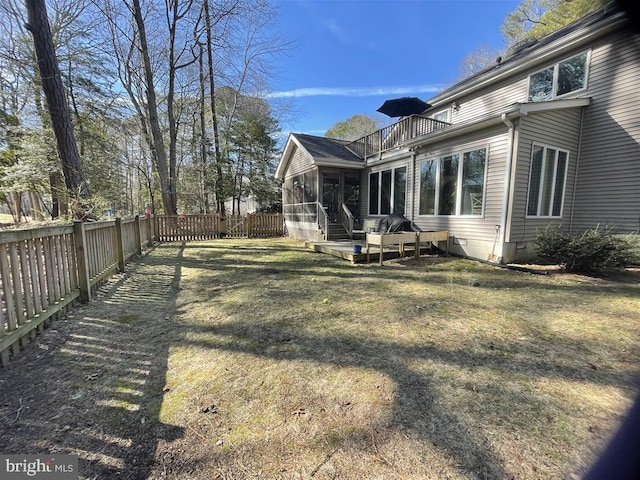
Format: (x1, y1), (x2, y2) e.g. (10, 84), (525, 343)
(224, 195), (265, 216)
(276, 3), (640, 263)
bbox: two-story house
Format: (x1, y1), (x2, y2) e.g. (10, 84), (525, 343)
(276, 3), (639, 263)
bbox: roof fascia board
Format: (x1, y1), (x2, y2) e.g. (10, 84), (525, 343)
(367, 148), (414, 166)
(275, 134), (310, 180)
(519, 97), (591, 114)
(314, 160), (365, 169)
(428, 11), (625, 107)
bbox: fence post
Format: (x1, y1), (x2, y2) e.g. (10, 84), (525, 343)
(154, 214), (160, 242)
(246, 214), (251, 238)
(115, 217), (125, 272)
(73, 220), (91, 303)
(147, 214), (153, 246)
(134, 215), (142, 255)
(220, 214), (226, 238)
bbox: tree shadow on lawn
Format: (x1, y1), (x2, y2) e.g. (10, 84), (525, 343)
(0, 243), (186, 479)
(178, 314), (632, 478)
(1, 240), (629, 478)
(168, 242), (639, 477)
(172, 240), (640, 298)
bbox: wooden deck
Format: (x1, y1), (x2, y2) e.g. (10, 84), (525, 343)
(305, 239), (439, 264)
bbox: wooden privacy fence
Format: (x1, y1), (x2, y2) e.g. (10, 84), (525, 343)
(0, 213), (283, 365)
(157, 214), (222, 242)
(0, 225), (78, 365)
(246, 213), (284, 238)
(0, 215), (157, 365)
(157, 213), (284, 241)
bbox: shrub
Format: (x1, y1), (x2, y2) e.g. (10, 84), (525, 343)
(535, 225), (638, 273)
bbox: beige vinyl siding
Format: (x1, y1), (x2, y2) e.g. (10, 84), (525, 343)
(449, 79), (528, 124)
(445, 44), (589, 126)
(286, 144), (314, 177)
(571, 30), (640, 232)
(359, 169), (369, 222)
(411, 124), (509, 242)
(508, 108), (583, 242)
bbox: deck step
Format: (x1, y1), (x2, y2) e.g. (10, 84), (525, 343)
(326, 223), (350, 240)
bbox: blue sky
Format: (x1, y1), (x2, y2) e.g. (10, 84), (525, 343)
(270, 0), (520, 137)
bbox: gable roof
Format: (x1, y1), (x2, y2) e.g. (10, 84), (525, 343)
(426, 2), (627, 109)
(276, 133), (364, 179)
(294, 133), (362, 164)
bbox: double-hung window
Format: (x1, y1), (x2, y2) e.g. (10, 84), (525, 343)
(528, 51), (588, 102)
(368, 166), (407, 215)
(526, 144), (569, 217)
(419, 147), (487, 216)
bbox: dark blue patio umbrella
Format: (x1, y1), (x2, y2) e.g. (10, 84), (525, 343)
(376, 97), (431, 117)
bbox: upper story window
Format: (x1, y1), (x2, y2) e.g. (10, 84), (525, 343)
(431, 109), (450, 123)
(528, 51), (589, 102)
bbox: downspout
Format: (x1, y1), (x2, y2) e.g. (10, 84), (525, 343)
(568, 108), (585, 234)
(498, 113), (516, 263)
(410, 149), (417, 223)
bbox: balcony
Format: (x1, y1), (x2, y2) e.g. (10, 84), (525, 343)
(345, 115), (450, 159)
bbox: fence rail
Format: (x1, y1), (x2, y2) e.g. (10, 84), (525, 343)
(0, 213), (282, 365)
(247, 213), (284, 238)
(0, 225), (79, 365)
(157, 213), (283, 241)
(157, 215), (222, 242)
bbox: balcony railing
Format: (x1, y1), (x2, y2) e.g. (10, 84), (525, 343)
(346, 115), (450, 159)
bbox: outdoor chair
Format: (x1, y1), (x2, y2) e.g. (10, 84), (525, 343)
(470, 193), (483, 215)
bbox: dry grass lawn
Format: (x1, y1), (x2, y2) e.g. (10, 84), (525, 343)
(146, 238), (640, 480)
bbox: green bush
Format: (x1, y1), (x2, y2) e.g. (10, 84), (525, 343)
(535, 225), (638, 273)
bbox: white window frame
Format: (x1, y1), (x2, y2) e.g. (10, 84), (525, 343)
(368, 165), (408, 216)
(418, 145), (489, 217)
(525, 143), (570, 218)
(431, 109), (450, 123)
(527, 50), (591, 102)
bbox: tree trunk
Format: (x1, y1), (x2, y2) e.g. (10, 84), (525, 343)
(29, 191), (44, 220)
(166, 0), (179, 215)
(9, 192), (23, 223)
(48, 171), (67, 218)
(130, 0), (176, 215)
(25, 0), (91, 217)
(203, 0), (225, 216)
(198, 44), (210, 214)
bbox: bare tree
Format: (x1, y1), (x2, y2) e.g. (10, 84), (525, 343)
(456, 45), (503, 81)
(202, 0), (226, 215)
(128, 0), (176, 214)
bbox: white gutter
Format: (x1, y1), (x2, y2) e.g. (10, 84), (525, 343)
(410, 150), (417, 222)
(569, 108), (586, 233)
(498, 113), (516, 263)
(314, 160), (365, 169)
